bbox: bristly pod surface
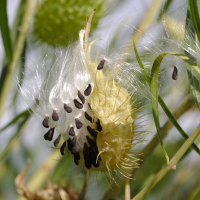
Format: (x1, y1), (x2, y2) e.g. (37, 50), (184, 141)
(33, 0), (104, 47)
(18, 26), (147, 178)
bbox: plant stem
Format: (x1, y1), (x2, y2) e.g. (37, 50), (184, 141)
(125, 177), (130, 200)
(132, 124), (200, 200)
(0, 0), (38, 117)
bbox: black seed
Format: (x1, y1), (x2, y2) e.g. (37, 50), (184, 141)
(74, 99), (83, 109)
(74, 152), (80, 165)
(75, 118), (83, 129)
(69, 136), (77, 154)
(78, 91), (85, 104)
(64, 104), (72, 113)
(89, 147), (99, 168)
(172, 66), (178, 80)
(54, 135), (61, 147)
(71, 136), (77, 146)
(84, 84), (92, 96)
(88, 103), (92, 110)
(69, 127), (75, 136)
(97, 59), (106, 70)
(85, 112), (93, 123)
(44, 128), (54, 141)
(52, 110), (59, 121)
(83, 142), (88, 154)
(60, 141), (66, 155)
(93, 145), (101, 160)
(87, 126), (98, 137)
(96, 119), (102, 132)
(86, 136), (96, 147)
(67, 138), (72, 150)
(42, 116), (49, 128)
(83, 143), (91, 169)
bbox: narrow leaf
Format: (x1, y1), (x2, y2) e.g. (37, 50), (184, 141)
(134, 42), (200, 155)
(184, 8), (200, 110)
(0, 110), (30, 133)
(0, 0), (13, 62)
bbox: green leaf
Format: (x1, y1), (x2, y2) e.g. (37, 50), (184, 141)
(133, 42), (200, 156)
(150, 52), (200, 157)
(158, 0), (173, 20)
(189, 0), (200, 43)
(0, 0), (13, 62)
(0, 110), (30, 133)
(184, 7), (200, 110)
(0, 115), (29, 162)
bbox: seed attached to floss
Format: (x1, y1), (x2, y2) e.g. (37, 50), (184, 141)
(74, 99), (83, 109)
(172, 66), (178, 80)
(69, 127), (75, 136)
(97, 59), (106, 70)
(78, 91), (85, 104)
(54, 135), (61, 147)
(60, 141), (66, 155)
(52, 110), (59, 121)
(44, 128), (54, 141)
(19, 10), (145, 180)
(64, 103), (72, 113)
(84, 84), (92, 96)
(85, 112), (93, 123)
(42, 116), (49, 128)
(75, 118), (83, 129)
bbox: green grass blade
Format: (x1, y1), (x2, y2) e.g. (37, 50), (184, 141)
(0, 110), (30, 133)
(184, 8), (200, 110)
(150, 51), (200, 158)
(189, 0), (200, 43)
(158, 0), (173, 20)
(0, 0), (13, 62)
(133, 42), (200, 155)
(158, 96), (200, 154)
(150, 53), (169, 164)
(0, 115), (29, 162)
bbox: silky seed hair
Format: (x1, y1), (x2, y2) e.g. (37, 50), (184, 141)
(18, 23), (149, 179)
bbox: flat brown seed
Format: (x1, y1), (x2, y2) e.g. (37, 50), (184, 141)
(74, 152), (80, 165)
(84, 84), (92, 96)
(78, 91), (85, 104)
(71, 136), (77, 146)
(87, 126), (98, 137)
(67, 138), (72, 150)
(97, 59), (106, 70)
(64, 104), (72, 113)
(96, 119), (102, 132)
(70, 137), (77, 154)
(75, 118), (83, 129)
(89, 147), (99, 168)
(60, 141), (66, 155)
(54, 135), (61, 147)
(69, 127), (75, 136)
(172, 66), (178, 80)
(52, 110), (59, 121)
(42, 116), (49, 128)
(44, 128), (54, 141)
(74, 99), (83, 109)
(83, 143), (91, 169)
(86, 136), (96, 147)
(85, 112), (93, 123)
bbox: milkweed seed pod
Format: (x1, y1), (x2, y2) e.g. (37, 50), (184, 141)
(19, 26), (146, 178)
(33, 0), (104, 47)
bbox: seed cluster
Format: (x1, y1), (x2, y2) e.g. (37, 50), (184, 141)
(42, 60), (105, 169)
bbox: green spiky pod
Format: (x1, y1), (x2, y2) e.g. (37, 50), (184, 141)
(33, 0), (104, 47)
